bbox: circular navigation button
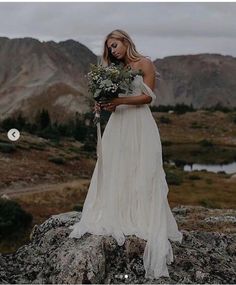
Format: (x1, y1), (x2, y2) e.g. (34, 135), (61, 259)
(7, 128), (20, 141)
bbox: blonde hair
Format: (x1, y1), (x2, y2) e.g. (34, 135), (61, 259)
(101, 29), (147, 66)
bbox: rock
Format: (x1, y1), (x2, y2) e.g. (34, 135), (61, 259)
(171, 205), (236, 234)
(205, 215), (236, 224)
(0, 194), (10, 200)
(0, 253), (9, 283)
(172, 205), (192, 216)
(230, 173), (236, 180)
(0, 207), (236, 284)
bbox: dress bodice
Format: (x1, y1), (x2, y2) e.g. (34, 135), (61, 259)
(118, 75), (156, 106)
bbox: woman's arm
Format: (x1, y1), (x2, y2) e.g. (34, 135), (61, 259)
(116, 94), (152, 105)
(102, 58), (156, 109)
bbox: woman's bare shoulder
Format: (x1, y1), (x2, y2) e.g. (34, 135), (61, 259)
(140, 57), (154, 67)
(136, 57), (155, 73)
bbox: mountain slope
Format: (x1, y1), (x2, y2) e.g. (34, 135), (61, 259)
(154, 53), (236, 108)
(0, 37), (97, 122)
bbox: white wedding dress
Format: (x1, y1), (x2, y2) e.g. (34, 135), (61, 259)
(68, 75), (183, 280)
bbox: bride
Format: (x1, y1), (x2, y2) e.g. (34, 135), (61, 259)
(69, 29), (183, 280)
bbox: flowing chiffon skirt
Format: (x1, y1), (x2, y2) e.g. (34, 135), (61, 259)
(69, 75), (183, 279)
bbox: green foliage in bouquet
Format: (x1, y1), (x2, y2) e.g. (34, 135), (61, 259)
(87, 62), (143, 102)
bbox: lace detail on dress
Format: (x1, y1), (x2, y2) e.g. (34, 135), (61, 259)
(118, 75), (156, 107)
(138, 75), (157, 107)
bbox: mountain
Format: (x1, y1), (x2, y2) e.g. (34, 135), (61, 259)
(0, 37), (97, 123)
(154, 53), (236, 108)
(1, 37), (236, 124)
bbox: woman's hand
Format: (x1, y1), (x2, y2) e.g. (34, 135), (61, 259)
(100, 98), (122, 112)
(103, 103), (117, 112)
(93, 102), (102, 113)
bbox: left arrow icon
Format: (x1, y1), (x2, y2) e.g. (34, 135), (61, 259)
(7, 129), (20, 141)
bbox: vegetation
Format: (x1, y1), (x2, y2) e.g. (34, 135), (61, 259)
(159, 116), (171, 124)
(150, 103), (195, 114)
(1, 106), (236, 254)
(199, 139), (214, 147)
(188, 174), (201, 180)
(73, 203), (84, 212)
(48, 156), (66, 165)
(165, 169), (184, 185)
(161, 140), (172, 146)
(0, 199), (33, 239)
(190, 121), (204, 129)
(0, 142), (17, 153)
(199, 198), (221, 209)
(0, 109), (100, 144)
(203, 102), (233, 113)
(150, 103), (236, 113)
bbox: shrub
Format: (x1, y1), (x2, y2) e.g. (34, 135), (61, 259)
(190, 149), (202, 156)
(199, 139), (214, 147)
(159, 116), (171, 124)
(166, 171), (183, 185)
(149, 105), (160, 112)
(190, 121), (203, 129)
(35, 109), (51, 130)
(81, 141), (96, 152)
(0, 117), (17, 131)
(228, 112), (236, 124)
(0, 143), (17, 153)
(73, 125), (87, 142)
(48, 156), (66, 165)
(204, 102), (231, 113)
(29, 143), (47, 151)
(36, 125), (61, 141)
(188, 174), (201, 180)
(205, 178), (213, 185)
(68, 146), (82, 154)
(174, 103), (195, 114)
(199, 198), (221, 209)
(150, 104), (194, 113)
(73, 203), (84, 212)
(174, 159), (187, 168)
(0, 199), (33, 238)
(162, 140), (172, 146)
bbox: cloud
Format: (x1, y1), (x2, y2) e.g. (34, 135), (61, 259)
(0, 2), (235, 60)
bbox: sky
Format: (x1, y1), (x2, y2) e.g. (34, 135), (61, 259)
(0, 2), (236, 60)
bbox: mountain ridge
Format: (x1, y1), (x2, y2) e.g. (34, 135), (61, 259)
(0, 36), (236, 122)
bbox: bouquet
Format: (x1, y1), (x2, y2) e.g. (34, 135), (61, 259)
(87, 62), (143, 124)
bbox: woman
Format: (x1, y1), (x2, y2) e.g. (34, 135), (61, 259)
(69, 29), (183, 280)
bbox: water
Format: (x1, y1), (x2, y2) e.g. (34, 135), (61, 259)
(183, 162), (236, 174)
(168, 160), (236, 174)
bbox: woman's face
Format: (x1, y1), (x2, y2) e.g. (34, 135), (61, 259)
(107, 38), (127, 60)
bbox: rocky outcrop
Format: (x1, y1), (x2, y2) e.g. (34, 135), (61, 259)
(0, 205), (236, 284)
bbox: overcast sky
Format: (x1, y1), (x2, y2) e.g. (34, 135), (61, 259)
(0, 2), (236, 60)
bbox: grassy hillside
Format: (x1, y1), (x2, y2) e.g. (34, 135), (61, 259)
(1, 109), (236, 253)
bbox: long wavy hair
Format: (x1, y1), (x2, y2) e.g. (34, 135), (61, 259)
(101, 29), (147, 66)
